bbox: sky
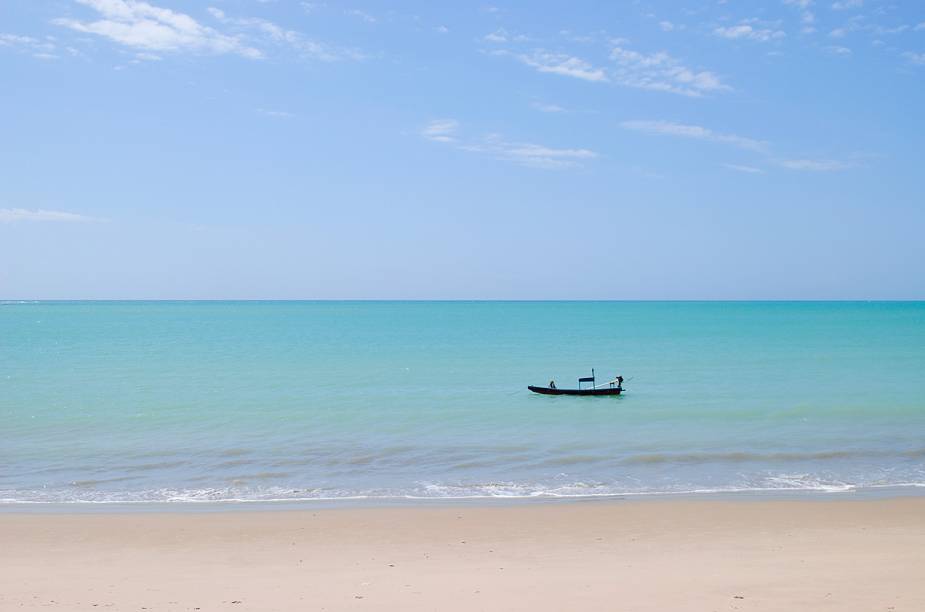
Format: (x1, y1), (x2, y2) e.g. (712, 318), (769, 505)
(1, 0), (924, 299)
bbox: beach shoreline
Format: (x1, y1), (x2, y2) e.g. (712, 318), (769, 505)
(3, 482), (924, 514)
(3, 496), (923, 611)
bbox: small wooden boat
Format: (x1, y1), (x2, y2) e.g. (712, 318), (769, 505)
(527, 385), (622, 396)
(528, 369), (624, 396)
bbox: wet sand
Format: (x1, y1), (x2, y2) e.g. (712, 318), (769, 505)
(2, 497), (924, 611)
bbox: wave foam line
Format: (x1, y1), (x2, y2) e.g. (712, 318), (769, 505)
(7, 481), (925, 504)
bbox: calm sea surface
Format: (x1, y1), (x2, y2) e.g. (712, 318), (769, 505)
(2, 301), (924, 505)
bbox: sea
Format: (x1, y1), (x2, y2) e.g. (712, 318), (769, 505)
(2, 301), (924, 506)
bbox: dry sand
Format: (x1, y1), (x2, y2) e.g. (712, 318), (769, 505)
(2, 497), (924, 611)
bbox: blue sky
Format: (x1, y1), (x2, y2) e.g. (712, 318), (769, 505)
(1, 0), (923, 299)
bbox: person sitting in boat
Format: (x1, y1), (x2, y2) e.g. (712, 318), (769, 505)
(549, 380), (557, 389)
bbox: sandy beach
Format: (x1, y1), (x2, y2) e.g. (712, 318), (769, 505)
(2, 497), (924, 611)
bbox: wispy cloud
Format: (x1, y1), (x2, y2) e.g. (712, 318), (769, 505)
(208, 8), (363, 62)
(620, 120), (767, 152)
(831, 19), (909, 39)
(610, 45), (729, 97)
(831, 0), (863, 9)
(0, 33), (39, 47)
(559, 30), (597, 44)
(902, 52), (925, 65)
(0, 208), (96, 223)
(776, 158), (853, 171)
(0, 33), (59, 59)
(783, 2), (814, 13)
(421, 119), (459, 143)
(783, 0), (816, 34)
(714, 24), (786, 42)
(532, 101), (566, 113)
(486, 35), (724, 96)
(483, 29), (506, 43)
(421, 120), (596, 169)
(723, 163), (765, 174)
(871, 24), (907, 35)
(824, 45), (852, 56)
(622, 120), (856, 173)
(257, 108), (295, 118)
(482, 28), (526, 44)
(345, 9), (376, 24)
(475, 139), (597, 169)
(510, 50), (607, 82)
(55, 0), (263, 58)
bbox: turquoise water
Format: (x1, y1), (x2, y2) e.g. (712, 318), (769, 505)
(2, 301), (924, 504)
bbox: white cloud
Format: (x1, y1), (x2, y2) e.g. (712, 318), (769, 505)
(482, 28), (526, 44)
(0, 33), (59, 59)
(0, 33), (35, 45)
(55, 0), (262, 58)
(345, 9), (376, 24)
(619, 120), (856, 174)
(783, 0), (816, 33)
(421, 119), (459, 142)
(483, 29), (507, 43)
(872, 24), (908, 35)
(0, 208), (95, 223)
(825, 45), (852, 55)
(659, 21), (677, 32)
(777, 158), (852, 171)
(209, 9), (363, 62)
(560, 30), (596, 44)
(830, 20), (908, 39)
(488, 38), (725, 96)
(422, 120), (596, 169)
(531, 101), (566, 113)
(916, 23), (925, 32)
(831, 0), (862, 8)
(620, 120), (767, 152)
(714, 24), (786, 42)
(485, 140), (596, 169)
(903, 52), (925, 65)
(610, 45), (729, 97)
(257, 108), (294, 118)
(435, 25), (449, 34)
(0, 33), (42, 47)
(723, 163), (765, 174)
(513, 50), (608, 82)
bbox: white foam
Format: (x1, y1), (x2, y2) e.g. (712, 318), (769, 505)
(4, 475), (925, 505)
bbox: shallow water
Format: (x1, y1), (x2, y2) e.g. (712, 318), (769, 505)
(2, 301), (924, 504)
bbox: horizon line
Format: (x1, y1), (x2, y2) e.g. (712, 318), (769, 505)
(3, 299), (925, 303)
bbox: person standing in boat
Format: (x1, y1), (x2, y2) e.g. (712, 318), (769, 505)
(615, 375), (623, 390)
(549, 380), (556, 389)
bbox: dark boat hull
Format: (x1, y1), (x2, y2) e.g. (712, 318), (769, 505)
(528, 386), (622, 396)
